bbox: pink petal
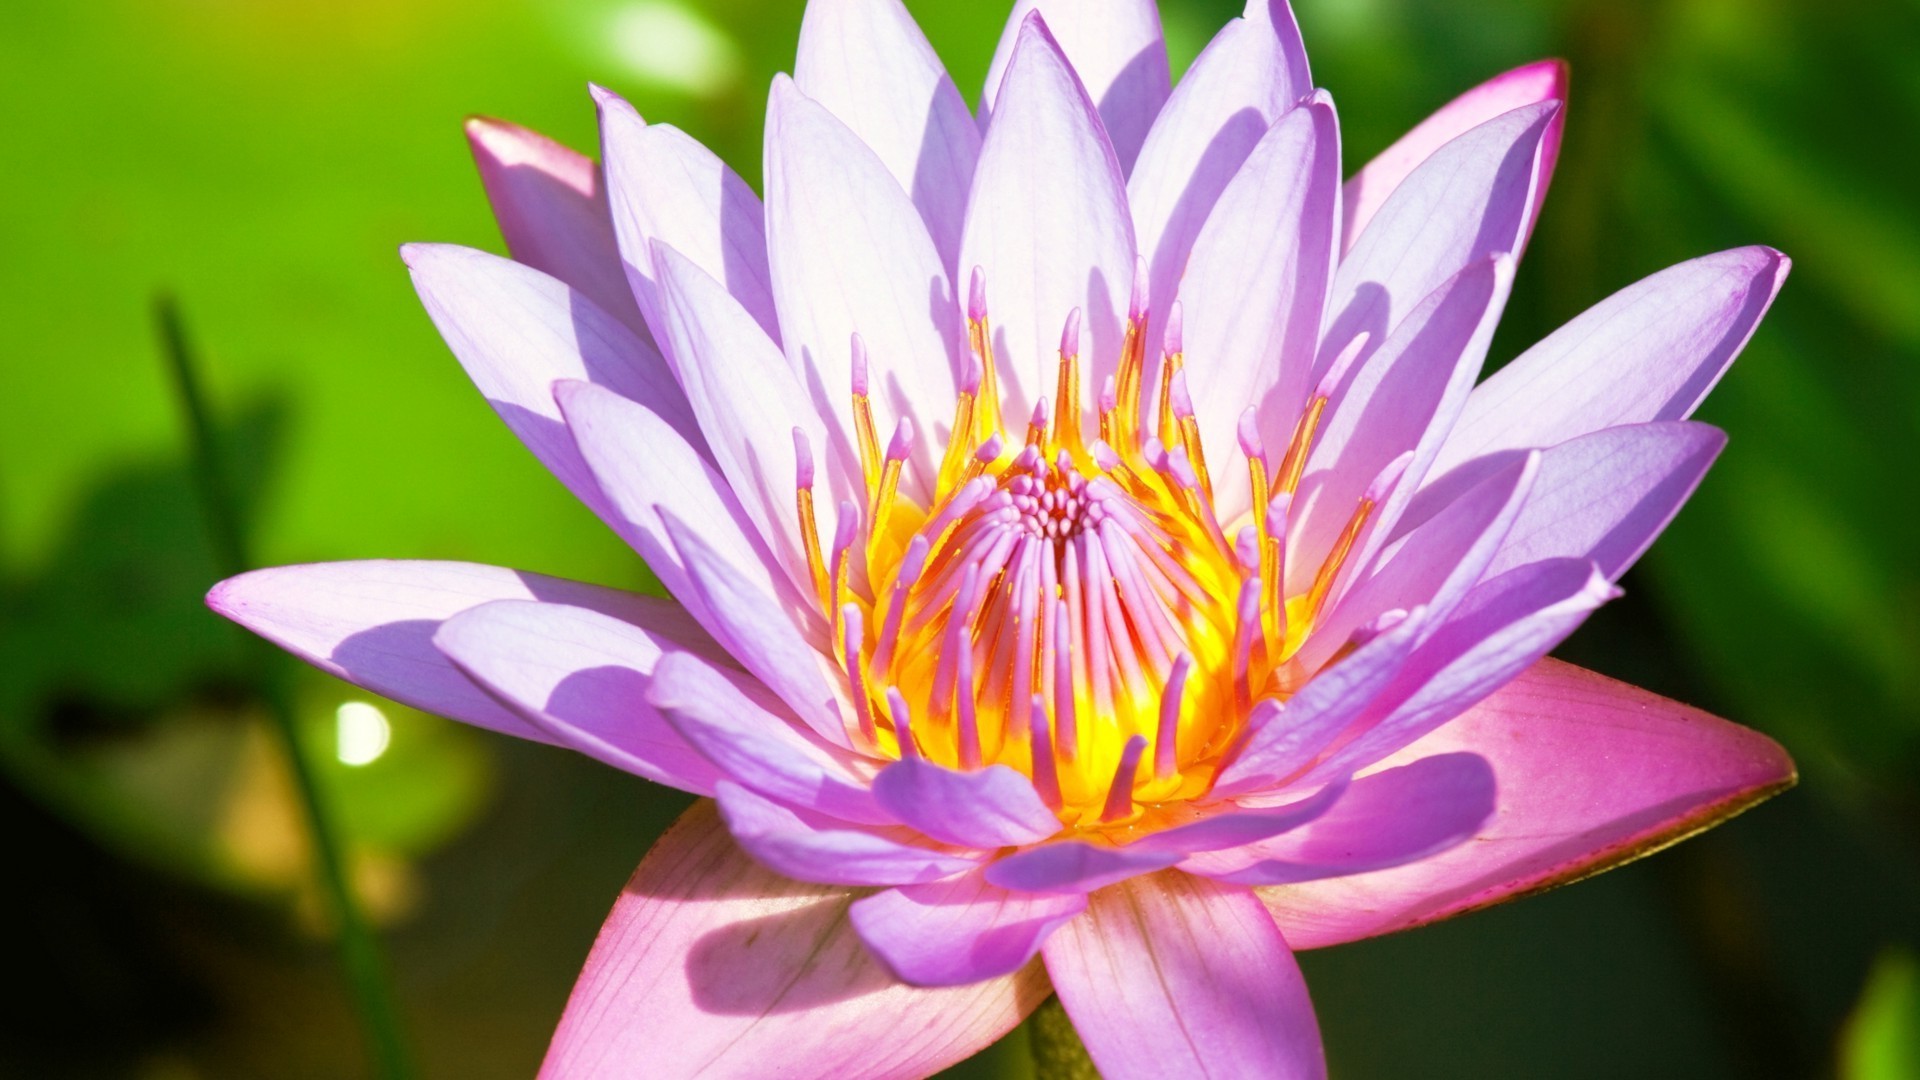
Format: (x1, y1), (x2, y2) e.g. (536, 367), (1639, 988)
(793, 0), (979, 269)
(1186, 753), (1496, 885)
(981, 0), (1170, 173)
(1480, 421), (1727, 581)
(1291, 450), (1536, 674)
(960, 12), (1137, 425)
(650, 242), (859, 603)
(870, 759), (1061, 848)
(597, 91), (780, 344)
(1323, 101), (1559, 387)
(1128, 6), (1311, 364)
(554, 380), (811, 640)
(649, 651), (887, 826)
(714, 781), (980, 887)
(1259, 658), (1796, 949)
(463, 116), (647, 337)
(403, 244), (698, 538)
(1044, 872), (1325, 1080)
(1293, 254), (1514, 576)
(1431, 247), (1790, 476)
(660, 511), (847, 747)
(1305, 558), (1619, 782)
(1181, 97), (1341, 522)
(984, 841), (1179, 895)
(762, 76), (963, 499)
(542, 801), (1046, 1079)
(432, 599), (724, 793)
(205, 560), (664, 744)
(851, 867), (1087, 987)
(1129, 776), (1350, 856)
(1342, 59), (1568, 254)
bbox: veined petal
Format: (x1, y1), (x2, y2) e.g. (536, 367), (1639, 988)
(1305, 558), (1619, 782)
(1480, 421), (1727, 581)
(981, 0), (1170, 173)
(206, 561), (666, 744)
(793, 0), (979, 269)
(1258, 658), (1795, 949)
(1431, 247), (1790, 475)
(1323, 101), (1559, 385)
(714, 781), (980, 887)
(763, 77), (962, 498)
(1182, 98), (1340, 522)
(1302, 255), (1515, 579)
(1186, 753), (1496, 885)
(1044, 872), (1325, 1080)
(650, 242), (860, 602)
(984, 841), (1179, 895)
(598, 91), (780, 343)
(851, 868), (1087, 987)
(1129, 6), (1311, 363)
(403, 244), (699, 537)
(650, 651), (887, 826)
(870, 759), (1061, 848)
(960, 12), (1137, 425)
(1128, 776), (1349, 856)
(555, 379), (811, 640)
(542, 801), (1046, 1079)
(433, 599), (724, 793)
(1342, 60), (1568, 253)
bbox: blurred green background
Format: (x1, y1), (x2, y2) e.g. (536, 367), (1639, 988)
(3, 0), (1917, 1076)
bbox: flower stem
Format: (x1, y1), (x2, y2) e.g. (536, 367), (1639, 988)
(155, 295), (415, 1080)
(1027, 995), (1100, 1079)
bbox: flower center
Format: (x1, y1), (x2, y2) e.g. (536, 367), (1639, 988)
(791, 264), (1391, 835)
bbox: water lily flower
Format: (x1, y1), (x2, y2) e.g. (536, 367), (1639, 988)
(209, 0), (1797, 1075)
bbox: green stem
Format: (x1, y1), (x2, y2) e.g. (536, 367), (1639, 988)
(156, 295), (415, 1080)
(1027, 995), (1100, 1080)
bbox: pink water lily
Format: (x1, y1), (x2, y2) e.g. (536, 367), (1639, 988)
(209, 0), (1796, 1075)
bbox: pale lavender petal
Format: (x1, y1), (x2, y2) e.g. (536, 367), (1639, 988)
(555, 379), (815, 641)
(1431, 247), (1790, 476)
(542, 802), (1046, 1079)
(1289, 451), (1536, 673)
(464, 117), (648, 337)
(870, 759), (1061, 848)
(1187, 753), (1496, 885)
(1258, 659), (1795, 950)
(598, 91), (780, 343)
(1214, 608), (1428, 795)
(981, 0), (1170, 173)
(1323, 102), (1559, 386)
(649, 651), (887, 826)
(1342, 60), (1568, 253)
(1293, 255), (1514, 575)
(793, 0), (979, 268)
(1128, 776), (1349, 856)
(403, 244), (699, 538)
(1128, 6), (1311, 365)
(763, 77), (962, 498)
(206, 561), (666, 744)
(1481, 421), (1727, 581)
(650, 241), (860, 601)
(1181, 98), (1340, 522)
(850, 868), (1087, 987)
(984, 841), (1179, 895)
(659, 512), (848, 747)
(1044, 872), (1325, 1080)
(433, 599), (724, 793)
(1305, 558), (1619, 782)
(960, 13), (1137, 425)
(714, 781), (980, 887)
